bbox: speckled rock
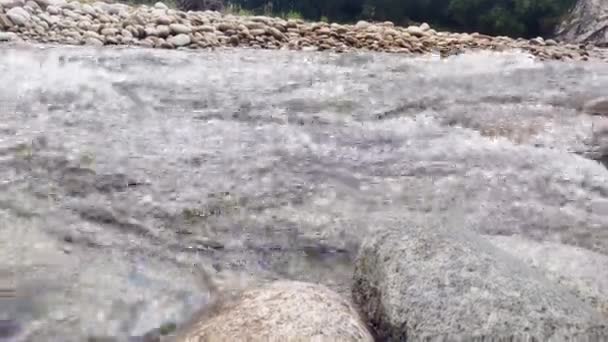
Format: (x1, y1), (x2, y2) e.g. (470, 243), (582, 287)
(175, 281), (374, 342)
(488, 235), (608, 318)
(353, 226), (608, 341)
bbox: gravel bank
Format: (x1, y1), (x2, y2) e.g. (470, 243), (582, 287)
(1, 0), (606, 61)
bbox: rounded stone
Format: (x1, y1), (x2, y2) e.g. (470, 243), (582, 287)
(0, 31), (18, 41)
(154, 1), (167, 10)
(167, 33), (190, 47)
(169, 23), (191, 34)
(175, 281), (373, 342)
(155, 25), (170, 37)
(353, 226), (608, 341)
(6, 7), (30, 26)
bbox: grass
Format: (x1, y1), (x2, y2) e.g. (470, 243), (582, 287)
(223, 5), (304, 20)
(284, 10), (303, 20)
(224, 4), (255, 16)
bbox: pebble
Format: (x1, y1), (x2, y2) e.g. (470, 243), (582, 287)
(169, 22), (190, 34)
(0, 13), (13, 29)
(228, 35), (239, 45)
(0, 31), (18, 41)
(100, 27), (118, 36)
(155, 14), (171, 25)
(406, 25), (425, 37)
(0, 0), (24, 9)
(167, 33), (190, 47)
(50, 0), (66, 7)
(144, 27), (158, 37)
(84, 36), (103, 46)
(6, 6), (30, 26)
(32, 0), (49, 8)
(158, 40), (173, 49)
(216, 22), (233, 31)
(250, 28), (265, 37)
(81, 4), (95, 16)
(46, 4), (59, 14)
(530, 36), (545, 45)
(155, 24), (169, 37)
(104, 35), (119, 44)
(138, 38), (153, 47)
(266, 26), (283, 40)
(153, 1), (167, 10)
(25, 0), (38, 9)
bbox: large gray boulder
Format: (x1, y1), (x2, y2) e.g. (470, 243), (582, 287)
(556, 0), (608, 44)
(175, 281), (373, 342)
(353, 226), (608, 341)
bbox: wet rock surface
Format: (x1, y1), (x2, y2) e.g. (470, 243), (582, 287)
(1, 46), (608, 340)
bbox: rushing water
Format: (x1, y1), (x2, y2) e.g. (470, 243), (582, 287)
(1, 44), (608, 341)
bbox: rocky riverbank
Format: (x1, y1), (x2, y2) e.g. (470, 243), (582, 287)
(0, 0), (606, 61)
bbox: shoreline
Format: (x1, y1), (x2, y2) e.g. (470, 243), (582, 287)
(1, 0), (608, 62)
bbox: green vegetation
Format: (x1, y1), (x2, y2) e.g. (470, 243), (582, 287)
(225, 3), (255, 15)
(222, 0), (576, 38)
(159, 322), (177, 336)
(285, 10), (303, 20)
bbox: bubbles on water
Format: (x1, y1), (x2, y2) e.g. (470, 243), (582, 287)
(3, 44), (608, 340)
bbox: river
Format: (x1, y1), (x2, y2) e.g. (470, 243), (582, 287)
(1, 44), (608, 341)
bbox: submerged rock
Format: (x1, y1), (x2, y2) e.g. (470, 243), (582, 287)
(584, 96), (608, 116)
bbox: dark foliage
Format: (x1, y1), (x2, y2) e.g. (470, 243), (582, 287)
(176, 0), (225, 12)
(223, 0), (577, 38)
